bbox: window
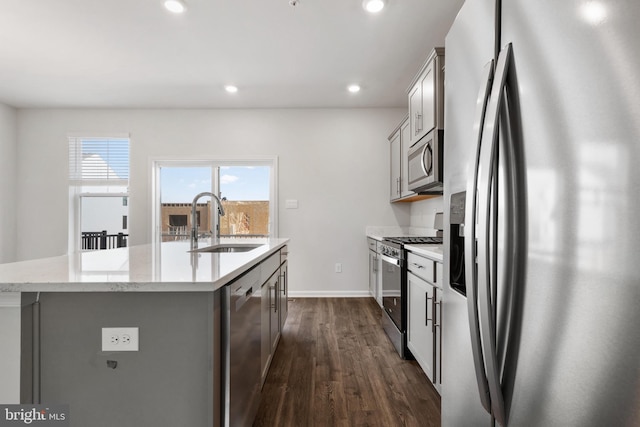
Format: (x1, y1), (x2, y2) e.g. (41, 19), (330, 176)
(152, 159), (277, 242)
(68, 135), (130, 252)
(169, 215), (188, 227)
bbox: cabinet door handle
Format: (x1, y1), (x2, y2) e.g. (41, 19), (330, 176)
(433, 298), (441, 334)
(280, 272), (286, 294)
(425, 293), (432, 326)
(411, 262), (425, 269)
(416, 112), (423, 133)
(270, 284), (277, 312)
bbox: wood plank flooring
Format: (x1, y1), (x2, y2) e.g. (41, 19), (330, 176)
(253, 298), (441, 427)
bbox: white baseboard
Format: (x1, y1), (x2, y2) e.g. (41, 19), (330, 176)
(288, 290), (372, 298)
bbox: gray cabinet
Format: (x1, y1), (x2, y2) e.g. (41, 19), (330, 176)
(407, 271), (435, 379)
(368, 238), (377, 299)
(267, 271), (280, 356)
(367, 238), (382, 307)
(406, 251), (443, 393)
(279, 260), (288, 331)
(389, 126), (402, 200)
(408, 48), (445, 146)
(389, 116), (416, 202)
(260, 246), (290, 386)
(260, 251), (282, 385)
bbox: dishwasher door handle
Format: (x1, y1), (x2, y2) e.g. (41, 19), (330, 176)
(234, 286), (254, 312)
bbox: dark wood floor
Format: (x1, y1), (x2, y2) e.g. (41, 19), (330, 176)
(253, 298), (441, 427)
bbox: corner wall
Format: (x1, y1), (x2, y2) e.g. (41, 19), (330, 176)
(16, 108), (407, 296)
(0, 103), (17, 263)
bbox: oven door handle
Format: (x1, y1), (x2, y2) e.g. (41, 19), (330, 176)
(380, 254), (401, 267)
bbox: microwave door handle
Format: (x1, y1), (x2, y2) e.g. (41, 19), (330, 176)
(465, 59), (494, 415)
(421, 141), (433, 176)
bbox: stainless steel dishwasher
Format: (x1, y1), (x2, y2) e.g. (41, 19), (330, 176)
(222, 266), (262, 427)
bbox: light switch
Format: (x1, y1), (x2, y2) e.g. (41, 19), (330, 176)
(285, 199), (299, 209)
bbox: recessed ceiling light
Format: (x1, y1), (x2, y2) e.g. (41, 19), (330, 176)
(164, 0), (186, 14)
(348, 84), (361, 93)
(363, 0), (386, 13)
(225, 85), (238, 93)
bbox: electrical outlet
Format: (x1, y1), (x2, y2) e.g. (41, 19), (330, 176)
(102, 327), (139, 352)
(335, 263), (342, 273)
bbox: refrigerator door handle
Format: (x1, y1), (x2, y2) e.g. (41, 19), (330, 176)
(464, 59), (494, 414)
(476, 43), (513, 427)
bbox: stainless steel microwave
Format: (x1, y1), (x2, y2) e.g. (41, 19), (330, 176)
(407, 128), (444, 193)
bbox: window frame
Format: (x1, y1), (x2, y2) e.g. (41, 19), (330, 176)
(68, 134), (130, 253)
(151, 157), (279, 243)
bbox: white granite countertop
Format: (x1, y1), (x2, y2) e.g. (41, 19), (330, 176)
(404, 244), (444, 262)
(0, 238), (289, 293)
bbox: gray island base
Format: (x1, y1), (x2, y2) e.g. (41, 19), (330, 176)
(0, 238), (289, 427)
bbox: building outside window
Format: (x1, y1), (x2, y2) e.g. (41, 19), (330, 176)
(153, 160), (277, 242)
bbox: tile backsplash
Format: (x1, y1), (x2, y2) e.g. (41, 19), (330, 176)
(410, 196), (444, 231)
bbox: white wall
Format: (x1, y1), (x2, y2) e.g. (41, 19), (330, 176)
(0, 103), (17, 264)
(16, 108), (411, 295)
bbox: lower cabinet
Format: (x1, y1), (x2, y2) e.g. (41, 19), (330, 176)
(269, 271), (280, 355)
(279, 260), (288, 330)
(369, 248), (377, 298)
(261, 271), (276, 383)
(367, 238), (383, 307)
(407, 272), (435, 380)
(407, 253), (443, 394)
(260, 246), (289, 386)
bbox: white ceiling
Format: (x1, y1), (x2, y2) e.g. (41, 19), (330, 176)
(0, 0), (464, 109)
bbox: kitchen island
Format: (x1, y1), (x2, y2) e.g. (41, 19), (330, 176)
(0, 237), (289, 427)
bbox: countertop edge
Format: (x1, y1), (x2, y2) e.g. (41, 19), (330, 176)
(0, 239), (290, 293)
(404, 244), (444, 262)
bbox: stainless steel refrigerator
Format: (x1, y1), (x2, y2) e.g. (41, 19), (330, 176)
(442, 0), (640, 426)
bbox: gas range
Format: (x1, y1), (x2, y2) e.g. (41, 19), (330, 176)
(384, 236), (443, 245)
(379, 236), (443, 259)
(379, 235), (443, 359)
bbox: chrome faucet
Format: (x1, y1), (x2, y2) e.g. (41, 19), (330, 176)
(191, 192), (226, 249)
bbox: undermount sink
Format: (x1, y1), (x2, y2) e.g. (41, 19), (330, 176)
(190, 243), (263, 253)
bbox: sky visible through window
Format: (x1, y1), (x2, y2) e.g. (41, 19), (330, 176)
(160, 166), (270, 203)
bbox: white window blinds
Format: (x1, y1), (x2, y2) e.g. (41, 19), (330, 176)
(69, 137), (129, 184)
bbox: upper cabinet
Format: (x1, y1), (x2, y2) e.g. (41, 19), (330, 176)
(408, 48), (445, 146)
(388, 47), (445, 203)
(389, 116), (415, 201)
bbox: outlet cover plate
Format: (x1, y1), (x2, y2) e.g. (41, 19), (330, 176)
(102, 327), (139, 352)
